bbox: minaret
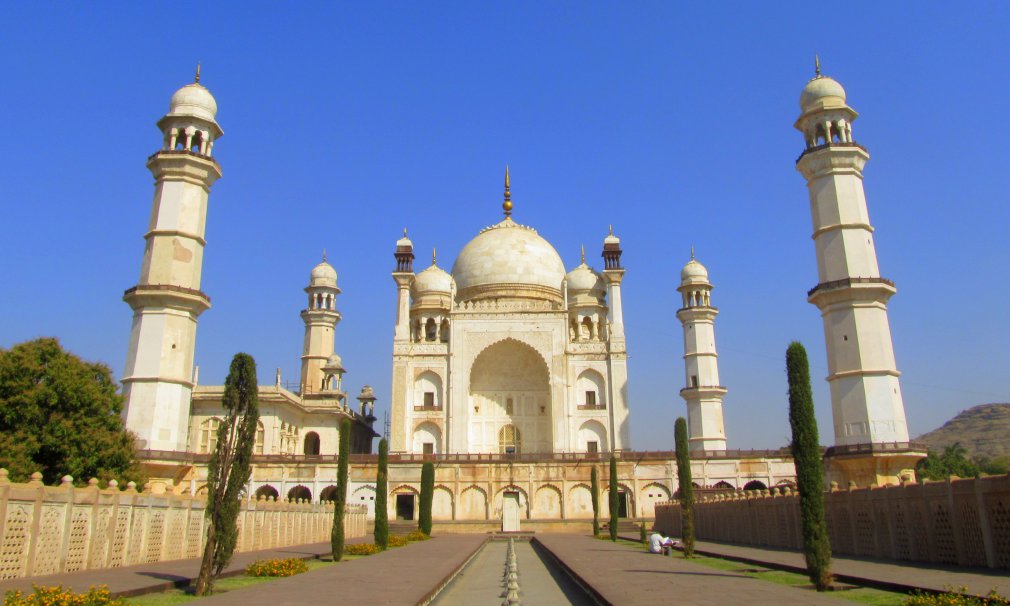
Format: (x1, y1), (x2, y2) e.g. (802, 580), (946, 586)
(794, 60), (921, 484)
(121, 68), (223, 452)
(676, 251), (727, 452)
(300, 254), (341, 394)
(389, 230), (415, 452)
(601, 227), (631, 449)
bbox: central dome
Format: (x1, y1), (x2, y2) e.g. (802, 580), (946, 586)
(451, 218), (566, 302)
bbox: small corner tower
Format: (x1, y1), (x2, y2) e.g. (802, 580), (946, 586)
(601, 227), (631, 450)
(121, 68), (223, 451)
(300, 253), (342, 395)
(676, 251), (727, 452)
(389, 230), (415, 452)
(794, 59), (921, 485)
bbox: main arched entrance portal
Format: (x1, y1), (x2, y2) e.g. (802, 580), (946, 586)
(468, 339), (551, 453)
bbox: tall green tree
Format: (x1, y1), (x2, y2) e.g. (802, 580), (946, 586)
(331, 418), (351, 561)
(608, 454), (619, 541)
(374, 438), (389, 549)
(674, 416), (695, 556)
(0, 338), (143, 485)
(786, 341), (832, 591)
(418, 461), (434, 535)
(590, 466), (600, 536)
(195, 353), (260, 595)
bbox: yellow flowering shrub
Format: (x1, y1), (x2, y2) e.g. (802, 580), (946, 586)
(904, 589), (1010, 606)
(387, 535), (409, 547)
(3, 585), (126, 606)
(406, 530), (430, 542)
(344, 543), (383, 556)
(245, 558), (309, 577)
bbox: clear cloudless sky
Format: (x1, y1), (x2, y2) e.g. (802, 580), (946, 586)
(1, 3), (1008, 451)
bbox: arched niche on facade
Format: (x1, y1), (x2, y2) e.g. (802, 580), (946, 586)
(577, 419), (608, 453)
(575, 370), (606, 409)
(469, 338), (552, 454)
(412, 421), (442, 454)
(303, 431), (321, 455)
(743, 480), (768, 491)
(414, 371), (443, 409)
(255, 485), (279, 500)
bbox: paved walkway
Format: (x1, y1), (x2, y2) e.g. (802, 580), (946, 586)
(0, 538), (367, 597)
(672, 538), (1010, 598)
(198, 534), (486, 606)
(536, 534), (845, 605)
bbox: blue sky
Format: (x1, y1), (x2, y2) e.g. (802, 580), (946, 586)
(1, 3), (1008, 450)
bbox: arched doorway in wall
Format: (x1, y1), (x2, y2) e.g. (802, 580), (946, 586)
(743, 480), (768, 491)
(319, 485), (339, 502)
(255, 485), (279, 501)
(469, 338), (551, 454)
(287, 485), (312, 502)
(412, 422), (442, 455)
(577, 420), (608, 455)
(303, 432), (321, 455)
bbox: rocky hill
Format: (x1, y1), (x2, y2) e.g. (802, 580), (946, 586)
(916, 403), (1010, 460)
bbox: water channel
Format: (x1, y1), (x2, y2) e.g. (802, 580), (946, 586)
(429, 538), (595, 606)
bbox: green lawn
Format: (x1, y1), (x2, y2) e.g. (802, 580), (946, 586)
(602, 536), (907, 606)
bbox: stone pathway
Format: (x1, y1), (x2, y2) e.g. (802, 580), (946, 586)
(197, 535), (486, 606)
(536, 534), (849, 605)
(0, 539), (366, 597)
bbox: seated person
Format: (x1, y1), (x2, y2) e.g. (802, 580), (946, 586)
(648, 532), (679, 554)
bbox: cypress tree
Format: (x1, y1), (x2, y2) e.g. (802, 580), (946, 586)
(674, 416), (695, 557)
(331, 418), (351, 561)
(419, 461), (434, 535)
(590, 466), (600, 536)
(195, 353), (260, 595)
(786, 341), (832, 591)
(608, 454), (619, 541)
(374, 438), (389, 549)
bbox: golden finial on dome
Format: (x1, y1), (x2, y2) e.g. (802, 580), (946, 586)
(195, 62), (201, 84)
(608, 224), (613, 236)
(814, 54), (821, 77)
(322, 248), (327, 263)
(690, 245), (695, 260)
(403, 227), (408, 237)
(581, 244), (585, 264)
(432, 247), (437, 265)
(502, 164), (513, 218)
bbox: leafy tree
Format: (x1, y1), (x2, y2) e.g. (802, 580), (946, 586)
(374, 438), (389, 549)
(418, 461), (434, 535)
(609, 454), (619, 541)
(786, 341), (832, 591)
(590, 466), (600, 536)
(331, 418), (351, 561)
(195, 353), (260, 595)
(0, 338), (143, 485)
(916, 443), (981, 481)
(975, 454), (1010, 476)
(674, 416), (695, 556)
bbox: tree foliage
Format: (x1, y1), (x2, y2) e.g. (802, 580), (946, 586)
(786, 341), (832, 591)
(590, 466), (600, 536)
(608, 454), (619, 541)
(674, 416), (695, 556)
(331, 418), (351, 561)
(916, 443), (982, 481)
(0, 338), (143, 485)
(195, 353), (260, 595)
(374, 438), (389, 549)
(419, 461), (434, 535)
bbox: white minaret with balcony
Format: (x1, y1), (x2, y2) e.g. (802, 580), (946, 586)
(122, 68), (223, 451)
(795, 61), (910, 448)
(676, 252), (727, 451)
(300, 254), (342, 395)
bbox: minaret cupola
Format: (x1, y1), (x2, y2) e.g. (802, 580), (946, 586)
(158, 65), (223, 156)
(394, 229), (415, 272)
(679, 249), (712, 308)
(602, 225), (623, 270)
(795, 56), (857, 150)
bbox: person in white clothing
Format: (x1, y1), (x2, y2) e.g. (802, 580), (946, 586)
(648, 532), (678, 555)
